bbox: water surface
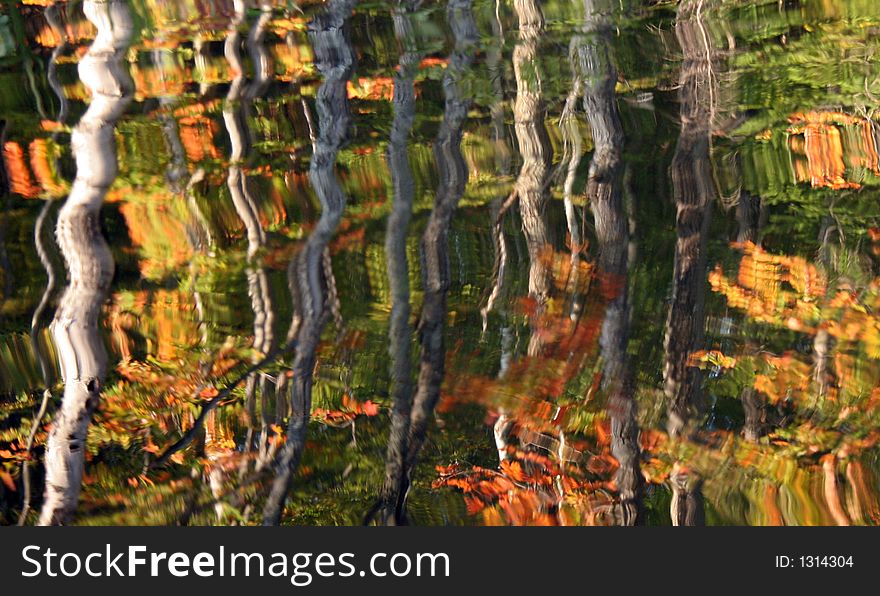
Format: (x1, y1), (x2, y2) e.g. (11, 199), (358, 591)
(2, 0), (880, 526)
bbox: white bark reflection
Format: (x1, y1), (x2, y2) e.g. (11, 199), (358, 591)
(39, 0), (133, 526)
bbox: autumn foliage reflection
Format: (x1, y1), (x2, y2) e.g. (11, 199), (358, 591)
(3, 0), (880, 527)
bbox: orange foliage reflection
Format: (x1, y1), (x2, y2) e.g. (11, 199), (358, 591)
(788, 111), (880, 190)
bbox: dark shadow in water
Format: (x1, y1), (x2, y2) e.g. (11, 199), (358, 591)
(39, 0), (134, 525)
(263, 0), (357, 526)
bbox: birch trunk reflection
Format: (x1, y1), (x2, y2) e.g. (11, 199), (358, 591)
(39, 0), (133, 526)
(484, 0), (563, 513)
(559, 40), (584, 317)
(513, 0), (552, 326)
(491, 0), (557, 484)
(249, 4), (280, 473)
(663, 0), (718, 439)
(223, 0), (279, 477)
(209, 0), (281, 521)
(813, 217), (836, 402)
(670, 464), (705, 526)
(262, 0), (356, 526)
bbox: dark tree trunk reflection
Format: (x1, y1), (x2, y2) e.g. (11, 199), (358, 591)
(662, 0), (721, 527)
(578, 0), (644, 526)
(369, 0), (478, 525)
(663, 0), (718, 440)
(376, 0), (423, 526)
(263, 0), (357, 526)
(736, 177), (768, 443)
(397, 0), (478, 521)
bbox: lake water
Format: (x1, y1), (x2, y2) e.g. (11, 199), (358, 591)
(2, 0), (880, 526)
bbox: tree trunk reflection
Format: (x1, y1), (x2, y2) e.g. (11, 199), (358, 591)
(663, 0), (718, 440)
(263, 0), (357, 526)
(39, 0), (134, 526)
(397, 0), (478, 521)
(376, 0), (423, 526)
(663, 0), (721, 526)
(578, 0), (643, 526)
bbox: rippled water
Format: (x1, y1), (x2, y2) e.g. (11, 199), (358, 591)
(1, 0), (880, 526)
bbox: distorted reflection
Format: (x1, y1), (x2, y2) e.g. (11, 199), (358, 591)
(1, 0), (880, 527)
(373, 0), (478, 525)
(263, 0), (356, 525)
(374, 0), (424, 526)
(40, 0), (133, 525)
